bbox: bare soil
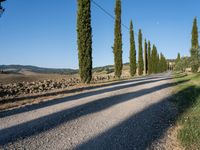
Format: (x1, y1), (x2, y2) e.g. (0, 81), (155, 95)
(0, 72), (78, 85)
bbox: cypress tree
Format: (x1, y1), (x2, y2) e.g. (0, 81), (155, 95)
(159, 53), (162, 72)
(176, 53), (181, 64)
(191, 17), (200, 73)
(192, 17), (199, 49)
(163, 54), (166, 72)
(162, 54), (168, 72)
(177, 53), (181, 61)
(77, 0), (92, 84)
(160, 53), (165, 72)
(147, 41), (151, 74)
(156, 53), (160, 73)
(138, 29), (144, 75)
(164, 55), (168, 71)
(151, 45), (157, 73)
(113, 0), (123, 78)
(144, 39), (148, 75)
(129, 20), (136, 77)
(191, 48), (200, 73)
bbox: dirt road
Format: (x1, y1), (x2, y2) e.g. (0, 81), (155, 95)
(0, 73), (178, 150)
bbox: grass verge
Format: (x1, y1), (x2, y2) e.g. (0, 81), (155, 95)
(173, 72), (200, 150)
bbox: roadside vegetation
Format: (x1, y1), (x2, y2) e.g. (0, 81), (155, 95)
(173, 73), (200, 150)
(172, 17), (200, 150)
(175, 17), (200, 73)
(76, 0), (168, 84)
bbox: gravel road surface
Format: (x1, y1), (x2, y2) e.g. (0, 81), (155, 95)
(0, 73), (178, 150)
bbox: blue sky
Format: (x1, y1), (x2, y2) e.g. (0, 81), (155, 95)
(0, 0), (199, 69)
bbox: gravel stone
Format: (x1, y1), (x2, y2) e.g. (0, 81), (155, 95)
(0, 73), (178, 150)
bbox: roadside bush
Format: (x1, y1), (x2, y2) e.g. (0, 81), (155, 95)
(174, 57), (191, 72)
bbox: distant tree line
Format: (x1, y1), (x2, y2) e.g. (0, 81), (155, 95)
(77, 0), (168, 83)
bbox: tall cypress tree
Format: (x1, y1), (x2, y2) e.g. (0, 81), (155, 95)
(156, 53), (160, 73)
(77, 0), (92, 84)
(113, 0), (123, 78)
(192, 17), (199, 49)
(159, 53), (164, 72)
(176, 53), (181, 64)
(151, 45), (158, 73)
(191, 17), (200, 73)
(147, 41), (151, 74)
(129, 20), (136, 77)
(160, 53), (168, 72)
(144, 39), (148, 75)
(138, 29), (144, 75)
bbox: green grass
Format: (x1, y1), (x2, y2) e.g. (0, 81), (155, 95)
(173, 73), (200, 150)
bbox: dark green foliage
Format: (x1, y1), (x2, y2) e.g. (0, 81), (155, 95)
(190, 48), (200, 73)
(144, 39), (148, 75)
(192, 17), (199, 49)
(190, 18), (200, 73)
(151, 45), (158, 74)
(164, 57), (168, 71)
(77, 0), (92, 83)
(129, 20), (136, 77)
(148, 44), (167, 73)
(176, 53), (181, 64)
(147, 41), (151, 74)
(159, 53), (168, 72)
(175, 57), (192, 72)
(138, 29), (144, 75)
(156, 53), (160, 73)
(113, 0), (123, 78)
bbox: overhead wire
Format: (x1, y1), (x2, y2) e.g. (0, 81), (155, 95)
(91, 0), (138, 36)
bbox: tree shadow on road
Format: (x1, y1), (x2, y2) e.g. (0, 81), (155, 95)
(0, 75), (161, 105)
(76, 85), (200, 150)
(0, 76), (172, 118)
(0, 79), (190, 148)
(76, 96), (176, 150)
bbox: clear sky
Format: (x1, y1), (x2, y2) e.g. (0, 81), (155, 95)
(0, 0), (199, 69)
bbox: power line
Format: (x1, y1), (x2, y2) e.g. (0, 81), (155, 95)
(91, 0), (130, 32)
(91, 0), (115, 20)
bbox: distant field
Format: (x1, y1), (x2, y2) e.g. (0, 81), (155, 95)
(0, 65), (78, 84)
(173, 73), (200, 150)
(0, 72), (79, 85)
(0, 64), (131, 85)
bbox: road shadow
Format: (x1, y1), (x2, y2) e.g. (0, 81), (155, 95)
(0, 79), (188, 146)
(171, 85), (200, 113)
(0, 75), (162, 105)
(76, 86), (200, 150)
(0, 76), (172, 118)
(76, 96), (176, 150)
